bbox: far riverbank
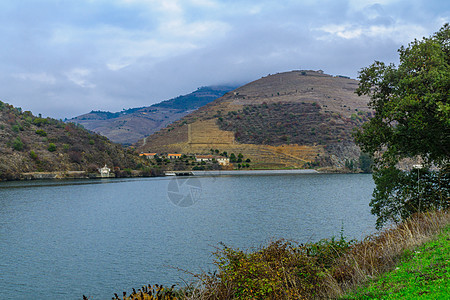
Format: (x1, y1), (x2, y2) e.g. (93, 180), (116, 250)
(6, 168), (328, 181)
(192, 169), (319, 176)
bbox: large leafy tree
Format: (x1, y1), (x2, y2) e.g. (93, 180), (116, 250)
(355, 24), (450, 228)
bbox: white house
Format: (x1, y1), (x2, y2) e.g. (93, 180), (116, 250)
(195, 155), (214, 162)
(216, 157), (230, 166)
(98, 164), (111, 177)
(195, 155), (230, 166)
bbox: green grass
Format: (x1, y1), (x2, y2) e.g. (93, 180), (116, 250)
(343, 225), (450, 299)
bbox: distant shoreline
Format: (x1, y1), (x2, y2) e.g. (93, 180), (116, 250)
(192, 169), (319, 176)
(1, 168), (359, 182)
(19, 171), (114, 180)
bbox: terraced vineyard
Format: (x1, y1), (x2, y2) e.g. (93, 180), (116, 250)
(217, 102), (370, 146)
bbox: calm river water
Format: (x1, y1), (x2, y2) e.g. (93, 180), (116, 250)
(0, 172), (375, 299)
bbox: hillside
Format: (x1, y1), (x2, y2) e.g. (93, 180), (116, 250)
(137, 70), (372, 170)
(69, 85), (236, 145)
(0, 101), (146, 180)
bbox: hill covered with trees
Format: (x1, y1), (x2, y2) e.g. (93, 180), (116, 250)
(0, 101), (148, 180)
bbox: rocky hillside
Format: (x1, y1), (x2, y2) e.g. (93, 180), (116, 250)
(69, 85), (236, 145)
(137, 70), (372, 170)
(0, 101), (146, 180)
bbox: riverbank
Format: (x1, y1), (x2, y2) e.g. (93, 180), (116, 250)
(4, 168), (326, 181)
(192, 169), (319, 176)
(109, 210), (449, 300)
(1, 168), (163, 181)
(20, 171), (111, 180)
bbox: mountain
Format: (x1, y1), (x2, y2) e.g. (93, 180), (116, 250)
(136, 70), (372, 170)
(68, 85), (237, 145)
(0, 101), (146, 180)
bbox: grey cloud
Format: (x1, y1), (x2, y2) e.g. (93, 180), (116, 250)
(0, 0), (447, 119)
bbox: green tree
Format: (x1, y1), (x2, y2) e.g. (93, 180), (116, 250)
(35, 129), (47, 137)
(358, 152), (373, 173)
(345, 159), (355, 171)
(11, 124), (20, 132)
(355, 24), (450, 228)
(48, 143), (57, 152)
(12, 137), (24, 151)
(30, 150), (38, 160)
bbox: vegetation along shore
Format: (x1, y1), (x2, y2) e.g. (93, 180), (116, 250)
(94, 210), (449, 300)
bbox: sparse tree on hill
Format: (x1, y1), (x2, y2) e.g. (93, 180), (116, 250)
(12, 137), (24, 151)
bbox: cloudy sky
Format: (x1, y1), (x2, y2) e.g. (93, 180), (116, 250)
(0, 0), (448, 119)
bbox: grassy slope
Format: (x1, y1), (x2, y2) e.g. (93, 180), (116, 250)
(343, 225), (450, 299)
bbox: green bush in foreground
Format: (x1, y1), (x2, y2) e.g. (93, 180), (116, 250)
(198, 236), (354, 299)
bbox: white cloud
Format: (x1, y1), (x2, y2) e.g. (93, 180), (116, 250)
(160, 19), (230, 40)
(106, 62), (131, 71)
(13, 72), (57, 84)
(189, 0), (218, 8)
(247, 5), (263, 15)
(65, 68), (95, 88)
(316, 23), (428, 44)
(157, 0), (183, 15)
(318, 25), (363, 39)
(348, 0), (400, 11)
(0, 0), (447, 118)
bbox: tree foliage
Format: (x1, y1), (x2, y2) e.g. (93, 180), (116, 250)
(358, 152), (373, 173)
(12, 137), (24, 151)
(355, 24), (450, 228)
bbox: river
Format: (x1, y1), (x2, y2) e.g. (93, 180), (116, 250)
(0, 172), (376, 299)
